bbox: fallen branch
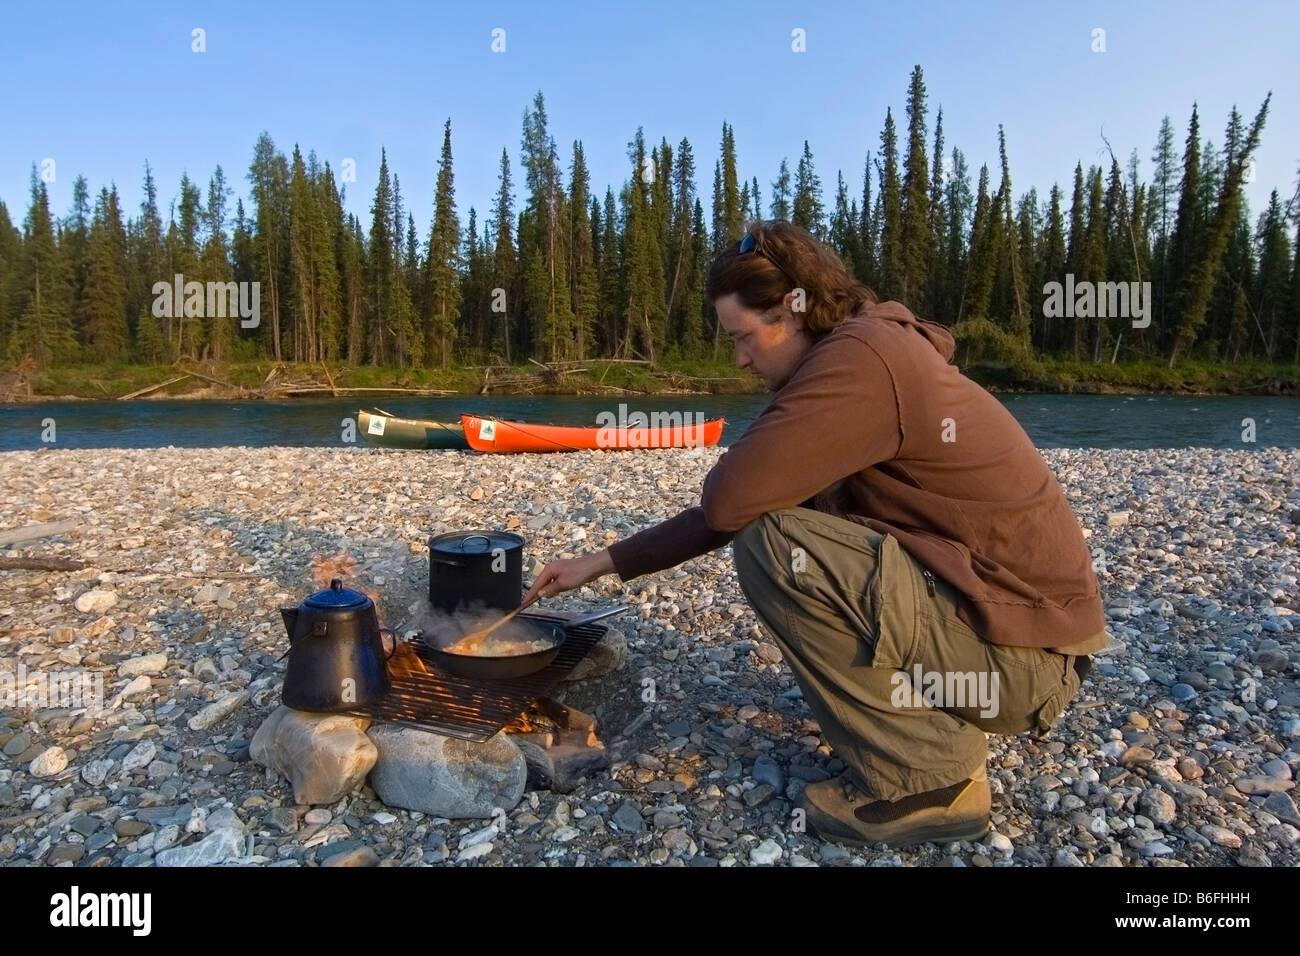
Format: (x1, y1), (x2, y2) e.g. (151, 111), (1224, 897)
(118, 374), (192, 400)
(0, 556), (85, 571)
(321, 362), (339, 397)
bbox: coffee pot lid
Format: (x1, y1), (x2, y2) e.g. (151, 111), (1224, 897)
(304, 578), (370, 609)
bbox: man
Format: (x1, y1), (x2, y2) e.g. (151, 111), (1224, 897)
(526, 220), (1109, 848)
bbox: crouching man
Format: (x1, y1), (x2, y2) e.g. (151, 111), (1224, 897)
(526, 220), (1109, 847)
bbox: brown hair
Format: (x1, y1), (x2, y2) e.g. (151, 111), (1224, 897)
(705, 219), (878, 337)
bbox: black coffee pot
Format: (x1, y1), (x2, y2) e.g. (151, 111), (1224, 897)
(279, 578), (392, 712)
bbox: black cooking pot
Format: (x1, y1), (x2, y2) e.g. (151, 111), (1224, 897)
(280, 578), (393, 712)
(428, 530), (524, 613)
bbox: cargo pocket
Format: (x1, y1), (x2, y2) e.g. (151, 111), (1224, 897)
(1031, 654), (1079, 735)
(867, 533), (919, 672)
(1032, 691), (1066, 735)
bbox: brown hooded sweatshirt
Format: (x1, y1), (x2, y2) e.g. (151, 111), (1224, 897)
(607, 300), (1109, 653)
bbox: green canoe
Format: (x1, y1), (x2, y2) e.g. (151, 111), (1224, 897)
(358, 409), (468, 449)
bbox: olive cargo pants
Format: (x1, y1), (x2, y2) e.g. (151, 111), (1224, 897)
(732, 508), (1092, 801)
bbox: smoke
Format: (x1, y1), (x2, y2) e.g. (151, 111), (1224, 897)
(409, 595), (540, 650)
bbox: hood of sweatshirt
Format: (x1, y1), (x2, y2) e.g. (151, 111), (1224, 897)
(853, 299), (957, 363)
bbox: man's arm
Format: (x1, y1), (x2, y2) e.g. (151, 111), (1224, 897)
(700, 331), (903, 531)
(606, 331), (904, 581)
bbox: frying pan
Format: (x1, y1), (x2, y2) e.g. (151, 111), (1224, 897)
(422, 606), (629, 680)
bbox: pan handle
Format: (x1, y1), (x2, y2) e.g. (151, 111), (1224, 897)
(561, 606), (631, 629)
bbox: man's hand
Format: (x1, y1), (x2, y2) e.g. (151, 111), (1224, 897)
(524, 549), (616, 603)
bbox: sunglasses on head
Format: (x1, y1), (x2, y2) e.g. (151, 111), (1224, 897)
(738, 231), (796, 287)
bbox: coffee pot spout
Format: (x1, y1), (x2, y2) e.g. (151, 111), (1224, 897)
(280, 607), (299, 641)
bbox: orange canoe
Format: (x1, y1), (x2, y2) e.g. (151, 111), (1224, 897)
(461, 414), (725, 453)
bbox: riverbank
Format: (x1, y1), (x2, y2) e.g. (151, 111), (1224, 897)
(4, 358), (1299, 403)
(0, 446), (1297, 867)
(2, 359), (764, 404)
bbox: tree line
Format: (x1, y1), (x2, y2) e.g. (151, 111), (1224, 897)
(1, 67), (1296, 375)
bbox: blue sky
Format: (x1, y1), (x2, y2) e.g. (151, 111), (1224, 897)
(2, 0), (1297, 236)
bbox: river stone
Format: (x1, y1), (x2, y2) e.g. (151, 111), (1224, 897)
(1262, 792), (1300, 826)
(74, 590), (117, 614)
(611, 801), (646, 834)
(749, 839), (783, 865)
(30, 746), (68, 778)
(752, 755), (786, 791)
(118, 654), (168, 678)
(155, 827), (245, 867)
(250, 706), (376, 806)
(121, 740), (157, 774)
(1138, 787), (1178, 826)
(367, 724), (524, 820)
(188, 691), (249, 731)
(1235, 776), (1293, 795)
(321, 843), (380, 867)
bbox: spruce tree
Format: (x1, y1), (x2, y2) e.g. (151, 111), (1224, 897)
(877, 108), (903, 300)
(248, 133), (290, 360)
(66, 175), (92, 349)
(901, 65), (933, 313)
(858, 152), (875, 285)
(10, 171), (76, 366)
(83, 187), (129, 360)
(425, 119), (462, 367)
(1041, 184), (1067, 351)
(202, 166), (234, 361)
(792, 141), (826, 239)
(1151, 116), (1177, 331)
(568, 140), (598, 360)
(940, 148), (972, 324)
(928, 107), (948, 318)
(1169, 96), (1270, 365)
(769, 159), (792, 221)
(489, 148), (516, 361)
(720, 122), (743, 243)
(623, 128), (667, 363)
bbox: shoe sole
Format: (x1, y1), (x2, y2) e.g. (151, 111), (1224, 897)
(809, 818), (990, 849)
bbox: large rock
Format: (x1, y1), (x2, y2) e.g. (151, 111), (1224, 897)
(250, 706), (377, 806)
(367, 724), (525, 819)
(564, 627), (629, 682)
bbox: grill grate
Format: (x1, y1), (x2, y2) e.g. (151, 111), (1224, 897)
(341, 613), (608, 741)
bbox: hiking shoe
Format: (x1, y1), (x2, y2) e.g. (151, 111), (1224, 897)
(800, 766), (990, 848)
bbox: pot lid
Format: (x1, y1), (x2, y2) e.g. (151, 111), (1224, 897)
(304, 578), (370, 609)
(429, 530), (524, 554)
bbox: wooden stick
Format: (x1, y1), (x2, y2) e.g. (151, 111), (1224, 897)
(0, 520), (77, 547)
(445, 594), (542, 653)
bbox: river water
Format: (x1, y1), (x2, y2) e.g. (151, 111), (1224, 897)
(2, 394), (1299, 450)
